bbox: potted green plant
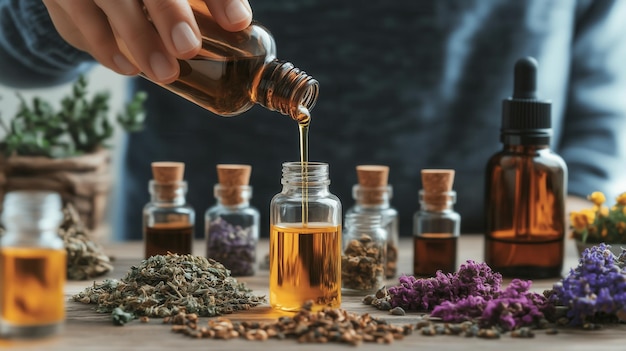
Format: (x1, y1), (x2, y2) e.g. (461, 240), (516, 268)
(0, 75), (146, 238)
(569, 191), (626, 256)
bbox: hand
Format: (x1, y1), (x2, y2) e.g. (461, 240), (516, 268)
(42, 0), (252, 83)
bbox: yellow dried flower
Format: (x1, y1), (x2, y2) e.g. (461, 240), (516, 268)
(617, 192), (626, 206)
(571, 191), (626, 244)
(588, 192), (606, 206)
(570, 209), (595, 231)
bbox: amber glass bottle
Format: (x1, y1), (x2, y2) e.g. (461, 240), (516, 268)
(144, 0), (318, 123)
(484, 57), (567, 279)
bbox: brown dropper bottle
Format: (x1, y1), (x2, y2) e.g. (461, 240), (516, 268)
(484, 57), (567, 279)
(143, 0), (318, 123)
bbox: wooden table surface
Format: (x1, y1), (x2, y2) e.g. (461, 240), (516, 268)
(2, 235), (625, 350)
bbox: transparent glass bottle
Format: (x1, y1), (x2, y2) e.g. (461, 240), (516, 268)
(484, 57), (566, 279)
(345, 185), (399, 279)
(205, 184), (259, 277)
(145, 0), (319, 123)
(341, 212), (386, 295)
(413, 189), (460, 277)
(0, 190), (66, 338)
(143, 162), (195, 259)
(269, 162), (342, 312)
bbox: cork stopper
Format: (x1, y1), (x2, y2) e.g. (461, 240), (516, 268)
(356, 165), (389, 205)
(152, 162), (185, 183)
(216, 164), (251, 205)
(421, 169), (455, 210)
(151, 162), (185, 200)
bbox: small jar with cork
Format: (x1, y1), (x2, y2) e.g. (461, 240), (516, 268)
(0, 190), (66, 338)
(413, 169), (460, 277)
(205, 164), (259, 277)
(344, 165), (399, 279)
(143, 162), (195, 259)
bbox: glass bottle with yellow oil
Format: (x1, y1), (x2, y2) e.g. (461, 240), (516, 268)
(0, 190), (66, 338)
(269, 162), (342, 312)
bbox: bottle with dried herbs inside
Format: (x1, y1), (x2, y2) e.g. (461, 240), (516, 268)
(269, 162), (342, 312)
(345, 165), (399, 279)
(484, 57), (566, 279)
(143, 162), (195, 259)
(413, 169), (460, 277)
(205, 164), (259, 276)
(341, 212), (387, 295)
(0, 190), (66, 338)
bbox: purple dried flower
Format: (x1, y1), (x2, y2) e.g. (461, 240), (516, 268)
(550, 243), (626, 326)
(431, 279), (553, 331)
(388, 260), (502, 311)
(206, 217), (257, 276)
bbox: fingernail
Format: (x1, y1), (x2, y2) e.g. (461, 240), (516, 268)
(113, 54), (136, 74)
(225, 0), (251, 25)
(149, 52), (176, 82)
(172, 22), (200, 54)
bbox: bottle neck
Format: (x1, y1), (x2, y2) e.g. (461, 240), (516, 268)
(214, 184), (251, 207)
(149, 181), (187, 205)
(345, 212), (382, 232)
(255, 60), (319, 122)
(280, 162), (330, 194)
(352, 185), (392, 208)
(1, 190), (63, 245)
(419, 190), (457, 212)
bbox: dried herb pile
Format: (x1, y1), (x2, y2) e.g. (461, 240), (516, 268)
(168, 300), (413, 345)
(60, 204), (113, 280)
(73, 254), (265, 318)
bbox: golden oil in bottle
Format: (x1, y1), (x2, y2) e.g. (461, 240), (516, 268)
(0, 190), (66, 338)
(269, 223), (341, 311)
(0, 248), (66, 327)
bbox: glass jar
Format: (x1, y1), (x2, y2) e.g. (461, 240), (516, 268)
(345, 184), (399, 278)
(269, 162), (342, 312)
(143, 163), (195, 259)
(413, 189), (461, 276)
(0, 190), (66, 338)
(205, 184), (259, 276)
(144, 0), (319, 123)
(341, 212), (387, 295)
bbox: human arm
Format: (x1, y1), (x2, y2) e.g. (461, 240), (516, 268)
(559, 0), (626, 203)
(41, 0), (252, 84)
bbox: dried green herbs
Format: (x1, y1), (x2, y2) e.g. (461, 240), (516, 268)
(59, 203), (113, 280)
(72, 253), (265, 318)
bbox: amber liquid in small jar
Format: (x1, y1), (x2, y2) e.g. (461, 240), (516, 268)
(269, 223), (341, 311)
(144, 223), (194, 258)
(0, 248), (66, 327)
(413, 234), (457, 276)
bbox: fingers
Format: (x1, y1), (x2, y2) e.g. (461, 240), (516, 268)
(94, 0), (179, 83)
(203, 0), (252, 32)
(141, 0), (201, 58)
(50, 0), (140, 76)
(42, 0), (253, 83)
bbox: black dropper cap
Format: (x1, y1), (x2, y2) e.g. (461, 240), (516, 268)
(501, 57), (552, 145)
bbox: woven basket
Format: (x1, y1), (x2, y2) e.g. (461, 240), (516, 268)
(0, 149), (111, 239)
